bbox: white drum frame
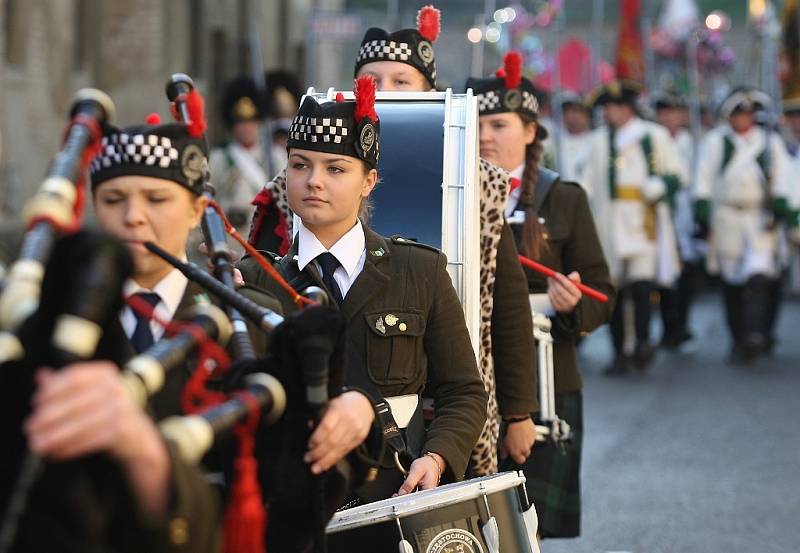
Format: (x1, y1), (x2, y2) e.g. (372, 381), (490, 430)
(300, 88), (482, 352)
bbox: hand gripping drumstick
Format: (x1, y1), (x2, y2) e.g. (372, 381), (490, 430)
(518, 255), (609, 303)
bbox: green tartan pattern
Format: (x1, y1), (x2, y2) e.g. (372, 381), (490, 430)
(500, 392), (584, 538)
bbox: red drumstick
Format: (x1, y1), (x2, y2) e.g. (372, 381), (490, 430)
(518, 255), (609, 303)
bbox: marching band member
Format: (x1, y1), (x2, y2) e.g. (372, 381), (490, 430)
(352, 5), (539, 475)
(239, 76), (488, 502)
(694, 87), (794, 362)
(12, 112), (243, 553)
(467, 53), (615, 539)
(582, 80), (684, 374)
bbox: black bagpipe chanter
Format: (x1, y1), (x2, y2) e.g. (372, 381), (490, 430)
(0, 76), (350, 553)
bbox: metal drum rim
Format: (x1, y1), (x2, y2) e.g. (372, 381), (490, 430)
(326, 471), (526, 534)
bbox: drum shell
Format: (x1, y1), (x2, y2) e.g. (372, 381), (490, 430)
(327, 483), (535, 553)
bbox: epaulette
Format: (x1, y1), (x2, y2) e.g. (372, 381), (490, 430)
(390, 235), (441, 253)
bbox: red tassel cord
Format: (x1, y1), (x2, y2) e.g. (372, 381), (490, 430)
(223, 392), (266, 553)
(207, 200), (316, 308)
(416, 5), (441, 42)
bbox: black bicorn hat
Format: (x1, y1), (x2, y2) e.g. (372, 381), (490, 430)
(465, 52), (540, 118)
(587, 79), (642, 108)
(287, 76), (380, 169)
(89, 117), (209, 195)
(221, 75), (267, 128)
(718, 86), (772, 119)
(354, 5), (441, 89)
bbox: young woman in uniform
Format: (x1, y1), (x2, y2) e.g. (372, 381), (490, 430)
(239, 76), (487, 501)
(467, 53), (615, 539)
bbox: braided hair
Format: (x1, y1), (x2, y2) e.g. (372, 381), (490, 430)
(517, 112), (549, 260)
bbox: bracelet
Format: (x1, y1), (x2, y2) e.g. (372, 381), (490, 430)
(503, 415), (531, 425)
(424, 451), (444, 482)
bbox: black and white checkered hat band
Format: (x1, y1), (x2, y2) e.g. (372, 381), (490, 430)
(476, 89), (538, 114)
(357, 39), (412, 63)
(289, 115), (349, 144)
(477, 91), (501, 112)
(89, 133), (180, 173)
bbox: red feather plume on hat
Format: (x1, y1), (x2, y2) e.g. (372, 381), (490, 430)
(417, 5), (441, 42)
(503, 51), (523, 89)
(354, 75), (378, 123)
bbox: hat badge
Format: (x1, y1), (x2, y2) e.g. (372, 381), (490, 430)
(360, 122), (377, 154)
(233, 97), (257, 120)
(181, 143), (207, 184)
(417, 40), (434, 65)
(504, 88), (522, 110)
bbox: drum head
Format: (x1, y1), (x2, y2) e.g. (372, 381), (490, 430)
(369, 101), (445, 248)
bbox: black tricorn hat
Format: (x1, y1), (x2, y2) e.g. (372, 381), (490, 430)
(465, 52), (540, 118)
(90, 114), (208, 195)
(587, 79), (642, 108)
(354, 5), (441, 89)
(221, 75), (267, 128)
(287, 77), (380, 169)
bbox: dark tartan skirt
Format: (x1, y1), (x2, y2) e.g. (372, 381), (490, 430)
(500, 391), (583, 538)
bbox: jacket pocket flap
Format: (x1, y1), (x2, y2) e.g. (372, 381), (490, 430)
(365, 310), (426, 337)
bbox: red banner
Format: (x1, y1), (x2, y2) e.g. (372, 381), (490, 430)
(616, 0), (645, 83)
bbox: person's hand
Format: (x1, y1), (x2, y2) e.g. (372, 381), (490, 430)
(25, 362), (170, 515)
(547, 271), (582, 313)
(305, 391), (375, 475)
(397, 452), (445, 496)
(198, 242), (245, 287)
(500, 416), (537, 464)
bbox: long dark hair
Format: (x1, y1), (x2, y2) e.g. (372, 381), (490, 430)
(517, 112), (549, 260)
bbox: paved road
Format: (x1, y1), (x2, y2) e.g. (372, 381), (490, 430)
(544, 292), (800, 553)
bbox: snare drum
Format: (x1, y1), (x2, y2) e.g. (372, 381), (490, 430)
(326, 471), (540, 553)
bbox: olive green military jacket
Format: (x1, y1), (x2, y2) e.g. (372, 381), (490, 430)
(239, 228), (488, 481)
(511, 180), (616, 394)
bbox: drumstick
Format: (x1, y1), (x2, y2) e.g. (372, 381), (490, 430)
(518, 255), (609, 304)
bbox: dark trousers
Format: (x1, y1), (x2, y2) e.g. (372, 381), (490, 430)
(722, 273), (781, 353)
(610, 280), (653, 356)
(659, 261), (702, 341)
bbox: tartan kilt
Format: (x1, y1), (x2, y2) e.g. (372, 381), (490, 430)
(500, 391), (583, 538)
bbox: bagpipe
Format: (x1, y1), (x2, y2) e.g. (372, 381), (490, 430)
(0, 75), (357, 553)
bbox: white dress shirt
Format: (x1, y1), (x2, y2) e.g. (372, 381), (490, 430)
(121, 267), (189, 342)
(297, 219), (367, 298)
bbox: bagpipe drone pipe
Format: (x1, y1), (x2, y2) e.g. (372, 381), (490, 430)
(0, 80), (370, 553)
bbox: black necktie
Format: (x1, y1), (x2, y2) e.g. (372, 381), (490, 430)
(130, 292), (161, 353)
(315, 252), (344, 307)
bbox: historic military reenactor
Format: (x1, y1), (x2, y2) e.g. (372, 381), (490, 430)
(467, 52), (615, 539)
(582, 80), (685, 374)
(545, 90), (594, 183)
(694, 86), (794, 361)
(209, 75), (270, 233)
(653, 90), (701, 349)
(239, 76), (487, 504)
